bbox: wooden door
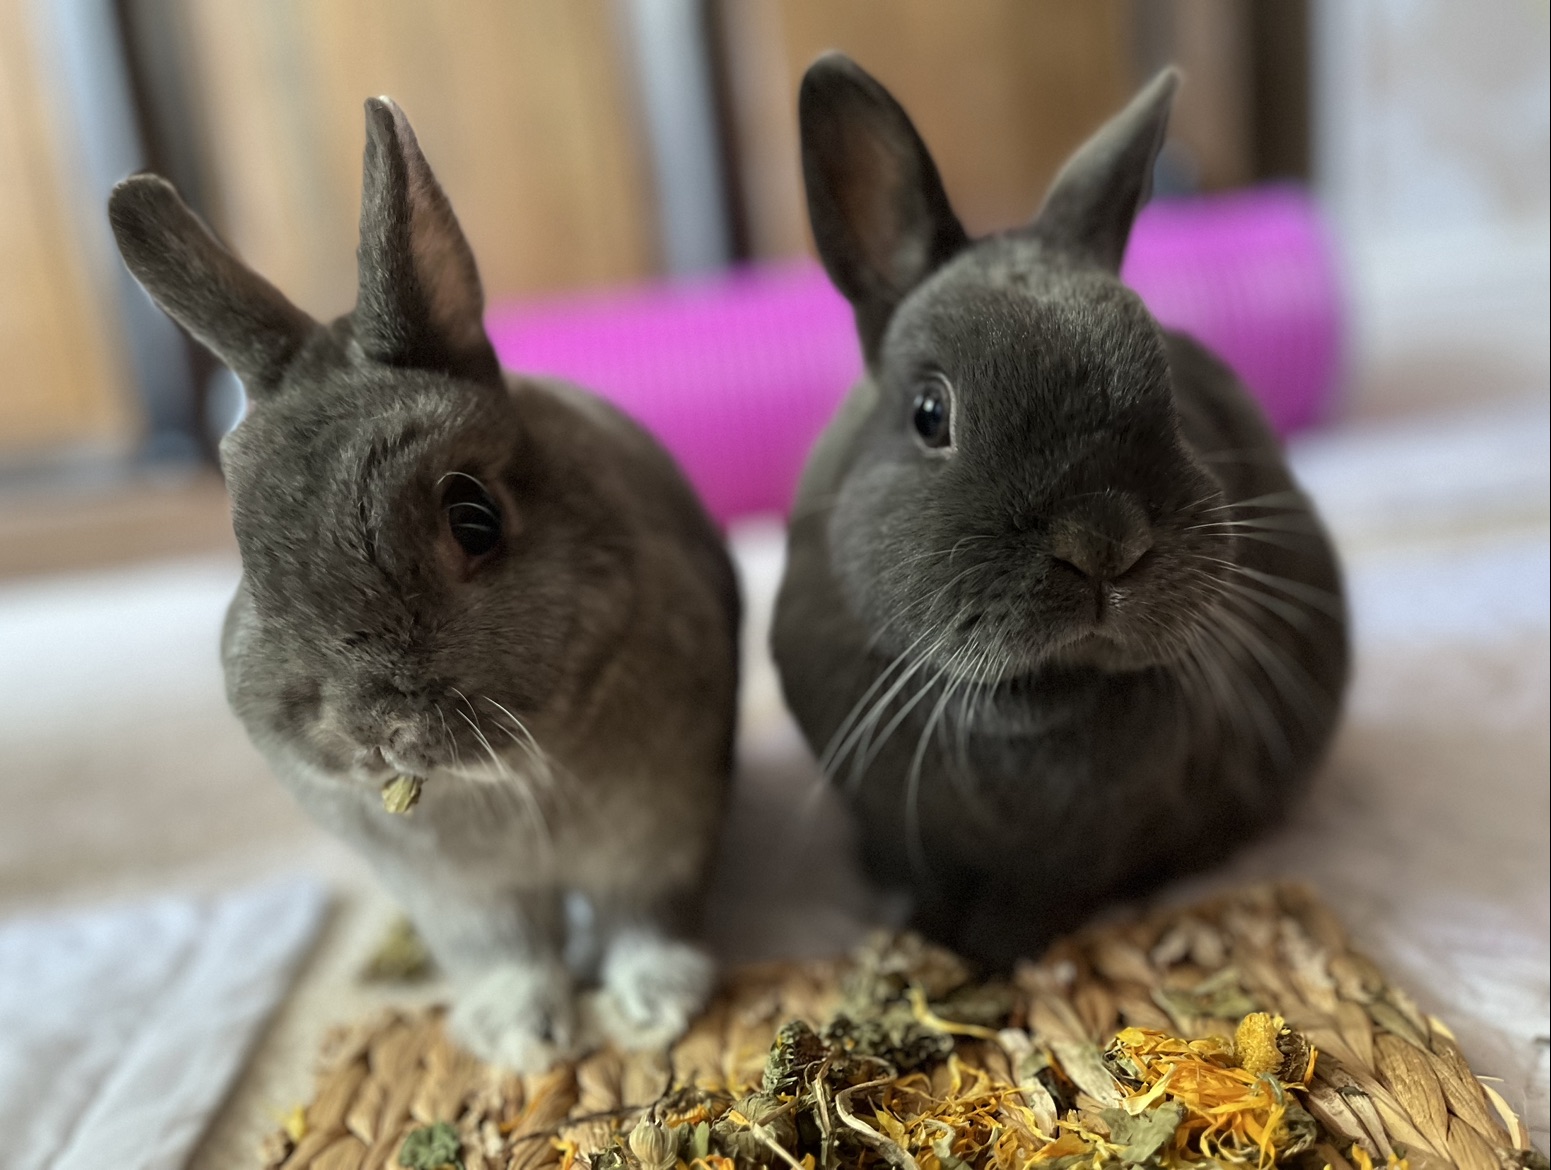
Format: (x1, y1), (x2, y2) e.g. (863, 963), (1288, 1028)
(0, 0), (132, 459)
(169, 0), (662, 322)
(714, 0), (1139, 259)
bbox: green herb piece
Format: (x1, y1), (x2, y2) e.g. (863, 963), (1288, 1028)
(1101, 1102), (1187, 1166)
(397, 1120), (463, 1170)
(360, 915), (435, 982)
(382, 774), (423, 815)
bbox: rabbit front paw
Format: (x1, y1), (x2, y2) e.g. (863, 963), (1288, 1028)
(448, 957), (579, 1072)
(596, 930), (714, 1050)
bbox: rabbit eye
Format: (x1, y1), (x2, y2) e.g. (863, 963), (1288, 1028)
(912, 377), (952, 450)
(441, 474), (502, 558)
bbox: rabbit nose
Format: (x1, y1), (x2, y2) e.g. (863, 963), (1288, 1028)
(1047, 496), (1153, 582)
(1051, 534), (1151, 581)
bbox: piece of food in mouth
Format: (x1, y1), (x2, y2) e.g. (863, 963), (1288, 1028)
(381, 774), (424, 815)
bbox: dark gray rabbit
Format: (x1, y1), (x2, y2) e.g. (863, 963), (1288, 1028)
(109, 99), (739, 1069)
(773, 56), (1348, 969)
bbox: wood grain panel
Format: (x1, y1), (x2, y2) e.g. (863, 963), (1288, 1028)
(717, 0), (1136, 258)
(0, 1), (132, 456)
(174, 0), (660, 322)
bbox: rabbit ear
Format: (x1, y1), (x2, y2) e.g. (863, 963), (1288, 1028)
(1028, 68), (1180, 273)
(800, 53), (968, 361)
(108, 175), (314, 390)
(353, 97), (500, 383)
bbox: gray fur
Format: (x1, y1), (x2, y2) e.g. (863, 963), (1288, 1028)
(109, 98), (739, 1068)
(774, 56), (1348, 970)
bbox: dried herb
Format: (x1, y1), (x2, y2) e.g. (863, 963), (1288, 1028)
(1154, 966), (1259, 1028)
(260, 884), (1538, 1170)
(382, 774), (423, 814)
(1102, 1100), (1187, 1164)
(361, 915), (435, 982)
(397, 1120), (463, 1169)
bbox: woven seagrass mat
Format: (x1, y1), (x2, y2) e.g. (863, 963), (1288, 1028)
(259, 883), (1542, 1170)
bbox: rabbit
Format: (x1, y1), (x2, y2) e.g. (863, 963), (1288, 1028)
(108, 98), (740, 1070)
(772, 55), (1349, 971)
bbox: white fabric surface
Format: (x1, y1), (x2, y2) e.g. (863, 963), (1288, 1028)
(0, 878), (326, 1170)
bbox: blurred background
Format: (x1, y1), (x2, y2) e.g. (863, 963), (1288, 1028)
(0, 2), (1546, 1164)
(2, 0), (1544, 507)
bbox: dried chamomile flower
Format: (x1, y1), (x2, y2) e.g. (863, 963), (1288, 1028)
(627, 1115), (677, 1170)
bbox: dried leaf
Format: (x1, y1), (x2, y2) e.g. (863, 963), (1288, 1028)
(362, 916), (435, 983)
(1153, 967), (1258, 1031)
(381, 775), (423, 814)
(398, 1121), (463, 1169)
(1101, 1102), (1187, 1165)
(833, 1079), (921, 1170)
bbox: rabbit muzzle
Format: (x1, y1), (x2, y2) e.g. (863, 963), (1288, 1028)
(1045, 492), (1154, 585)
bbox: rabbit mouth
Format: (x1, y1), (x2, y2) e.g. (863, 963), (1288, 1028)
(354, 743), (442, 779)
(1049, 629), (1158, 671)
(354, 746), (397, 777)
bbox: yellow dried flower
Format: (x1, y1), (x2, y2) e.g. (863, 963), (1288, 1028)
(381, 774), (423, 814)
(281, 1104), (307, 1142)
(1235, 1011), (1286, 1077)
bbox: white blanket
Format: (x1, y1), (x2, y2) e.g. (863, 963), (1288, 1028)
(0, 879), (326, 1170)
